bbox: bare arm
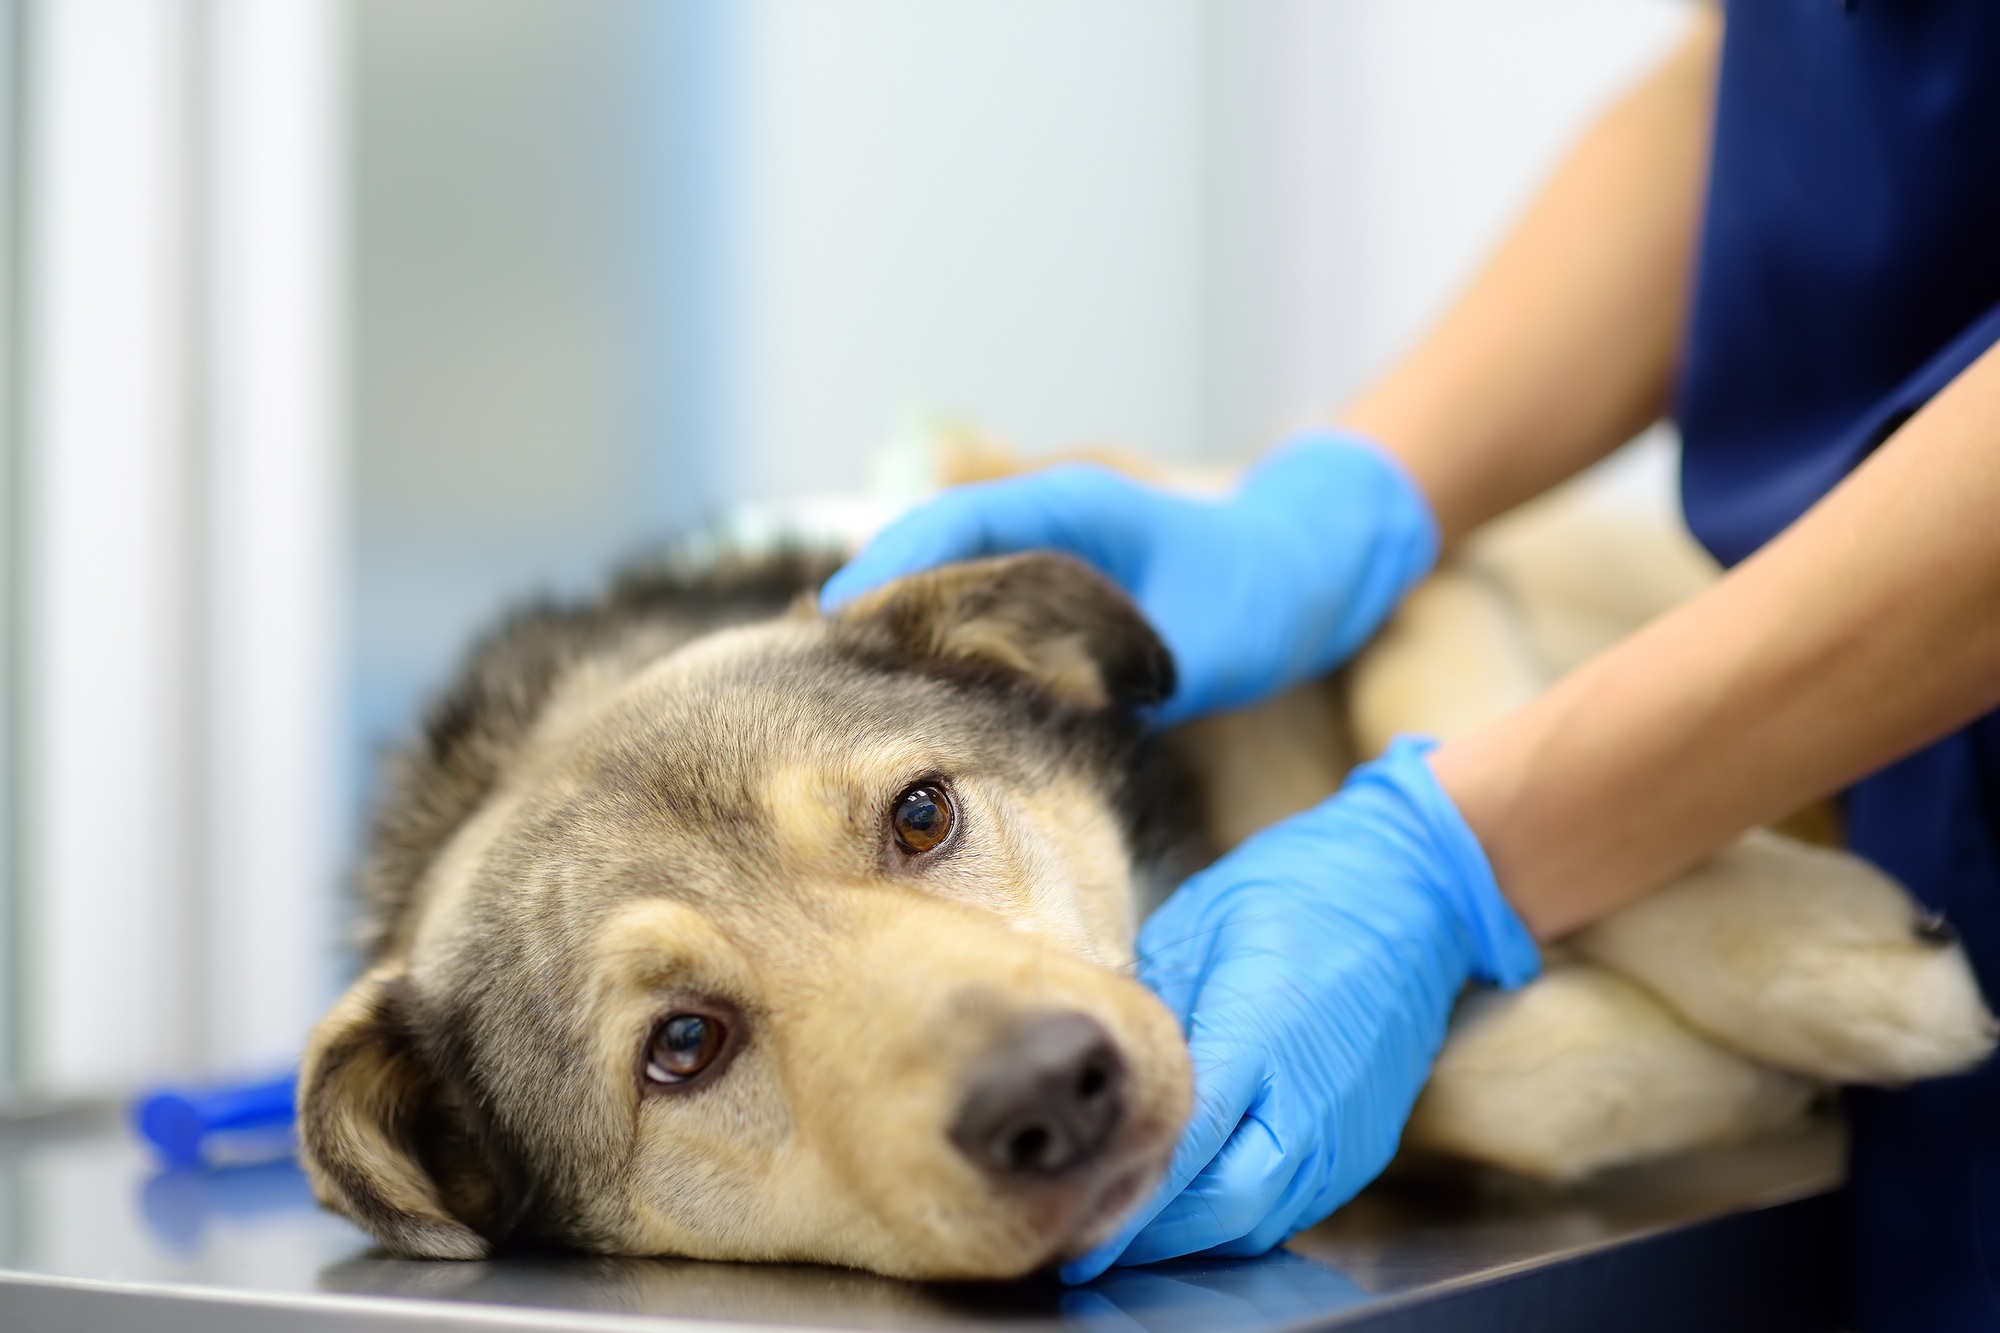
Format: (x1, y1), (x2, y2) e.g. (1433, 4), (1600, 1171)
(1332, 4), (2000, 938)
(1341, 9), (1721, 545)
(1433, 340), (2000, 938)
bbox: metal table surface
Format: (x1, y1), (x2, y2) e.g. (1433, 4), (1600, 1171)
(0, 1104), (1850, 1332)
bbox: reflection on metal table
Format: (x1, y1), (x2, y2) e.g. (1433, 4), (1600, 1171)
(0, 1103), (1848, 1331)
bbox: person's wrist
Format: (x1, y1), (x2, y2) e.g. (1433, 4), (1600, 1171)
(1352, 737), (1541, 989)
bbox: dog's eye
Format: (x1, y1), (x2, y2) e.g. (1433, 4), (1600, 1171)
(892, 784), (955, 855)
(646, 1013), (725, 1084)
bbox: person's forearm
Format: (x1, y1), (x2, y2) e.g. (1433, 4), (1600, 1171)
(1338, 8), (1720, 545)
(1433, 339), (2000, 940)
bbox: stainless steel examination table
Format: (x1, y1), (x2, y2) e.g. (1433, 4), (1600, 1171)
(0, 1104), (1850, 1332)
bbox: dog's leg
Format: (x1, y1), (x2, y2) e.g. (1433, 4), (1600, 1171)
(1404, 962), (1816, 1182)
(1571, 830), (1998, 1084)
(1182, 560), (1550, 852)
(1460, 483), (1719, 676)
(1348, 569), (1547, 757)
(1170, 677), (1353, 855)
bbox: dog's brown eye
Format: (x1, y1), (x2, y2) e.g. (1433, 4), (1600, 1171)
(647, 1013), (724, 1084)
(892, 784), (954, 855)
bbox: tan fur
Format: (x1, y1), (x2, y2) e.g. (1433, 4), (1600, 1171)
(572, 891), (1187, 1276)
(1004, 768), (1151, 967)
(1573, 830), (1998, 1084)
(302, 552), (1193, 1276)
(620, 891), (1181, 1276)
(298, 968), (493, 1260)
(1461, 484), (1720, 675)
(1406, 964), (1815, 1182)
(1349, 569), (1543, 754)
(1168, 677), (1352, 851)
(836, 559), (1158, 711)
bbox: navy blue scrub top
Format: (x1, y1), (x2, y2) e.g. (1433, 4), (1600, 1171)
(1675, 4), (2000, 1328)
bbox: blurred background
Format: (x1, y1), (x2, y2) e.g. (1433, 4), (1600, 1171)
(0, 0), (1689, 1105)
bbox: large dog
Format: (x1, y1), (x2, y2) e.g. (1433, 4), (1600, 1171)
(300, 478), (1995, 1279)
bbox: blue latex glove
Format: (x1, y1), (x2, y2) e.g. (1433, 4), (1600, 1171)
(820, 431), (1438, 725)
(1064, 738), (1540, 1282)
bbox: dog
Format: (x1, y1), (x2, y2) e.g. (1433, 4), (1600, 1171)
(299, 472), (1996, 1279)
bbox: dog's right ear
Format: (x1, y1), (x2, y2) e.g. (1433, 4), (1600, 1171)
(830, 552), (1175, 710)
(297, 966), (506, 1260)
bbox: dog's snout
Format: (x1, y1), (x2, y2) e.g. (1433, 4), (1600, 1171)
(950, 1013), (1126, 1178)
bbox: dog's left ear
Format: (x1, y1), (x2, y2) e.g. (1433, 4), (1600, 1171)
(832, 553), (1175, 710)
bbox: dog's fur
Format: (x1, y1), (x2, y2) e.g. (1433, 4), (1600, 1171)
(301, 480), (1996, 1279)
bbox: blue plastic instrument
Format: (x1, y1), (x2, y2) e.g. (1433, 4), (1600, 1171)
(132, 1074), (297, 1168)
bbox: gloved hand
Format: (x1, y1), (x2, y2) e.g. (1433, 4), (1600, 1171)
(820, 431), (1438, 725)
(1063, 738), (1540, 1282)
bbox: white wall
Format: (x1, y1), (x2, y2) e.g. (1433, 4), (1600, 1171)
(199, 0), (345, 1083)
(727, 0), (1691, 493)
(344, 0), (1697, 923)
(21, 0), (202, 1092)
(1206, 0), (1691, 455)
(0, 0), (16, 1084)
(17, 0), (342, 1095)
(349, 0), (655, 772)
(732, 0), (1212, 500)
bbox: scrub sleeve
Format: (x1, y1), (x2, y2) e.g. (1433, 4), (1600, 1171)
(1675, 4), (2000, 1328)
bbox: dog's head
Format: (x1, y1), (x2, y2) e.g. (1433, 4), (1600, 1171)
(300, 554), (1196, 1279)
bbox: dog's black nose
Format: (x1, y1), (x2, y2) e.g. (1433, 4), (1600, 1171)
(950, 1013), (1126, 1177)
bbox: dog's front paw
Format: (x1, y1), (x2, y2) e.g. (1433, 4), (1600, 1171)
(1405, 963), (1815, 1182)
(1574, 831), (1998, 1085)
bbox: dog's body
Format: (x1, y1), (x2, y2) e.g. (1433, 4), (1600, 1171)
(302, 478), (1995, 1279)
